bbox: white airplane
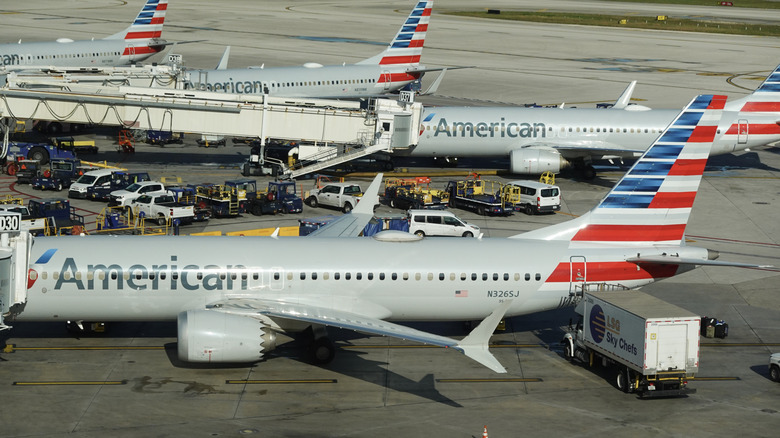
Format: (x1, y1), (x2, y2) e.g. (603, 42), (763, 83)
(0, 0), (168, 68)
(408, 64), (780, 178)
(3, 94), (767, 373)
(185, 1), (441, 98)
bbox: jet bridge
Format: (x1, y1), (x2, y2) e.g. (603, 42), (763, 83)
(0, 213), (31, 330)
(0, 81), (423, 178)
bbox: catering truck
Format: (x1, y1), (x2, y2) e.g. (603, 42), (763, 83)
(562, 290), (700, 397)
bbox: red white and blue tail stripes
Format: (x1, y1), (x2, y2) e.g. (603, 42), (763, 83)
(107, 0), (167, 52)
(722, 63), (780, 146)
(518, 95), (725, 246)
(358, 1), (431, 68)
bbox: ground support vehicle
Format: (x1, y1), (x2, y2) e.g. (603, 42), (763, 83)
(562, 290), (699, 398)
(32, 159), (95, 191)
(305, 181), (363, 213)
(240, 144), (285, 177)
(407, 209), (479, 238)
(87, 172), (151, 201)
(51, 137), (99, 156)
(195, 179), (257, 217)
(117, 129), (135, 153)
(770, 353), (780, 382)
(502, 180), (561, 215)
(95, 206), (132, 231)
(167, 187), (212, 222)
(14, 160), (40, 184)
(3, 141), (77, 168)
(197, 135), (226, 147)
(108, 181), (167, 208)
(257, 181), (303, 215)
(27, 198), (85, 235)
(248, 180), (303, 216)
(384, 177), (448, 210)
(445, 179), (507, 216)
(131, 194), (196, 226)
(146, 130), (184, 146)
(0, 203), (48, 235)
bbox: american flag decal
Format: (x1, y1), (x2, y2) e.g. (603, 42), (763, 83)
(455, 290), (469, 297)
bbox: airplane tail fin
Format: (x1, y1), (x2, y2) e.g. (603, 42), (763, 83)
(515, 94), (727, 245)
(356, 1), (431, 66)
(106, 0), (167, 41)
(723, 62), (780, 146)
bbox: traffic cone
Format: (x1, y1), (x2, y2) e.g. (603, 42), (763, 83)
(482, 425), (488, 438)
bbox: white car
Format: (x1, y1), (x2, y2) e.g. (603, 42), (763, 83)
(109, 181), (167, 207)
(407, 209), (480, 238)
(770, 353), (780, 382)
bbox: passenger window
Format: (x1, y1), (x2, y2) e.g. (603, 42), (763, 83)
(535, 273), (541, 281)
(427, 216), (442, 224)
(392, 273), (397, 280)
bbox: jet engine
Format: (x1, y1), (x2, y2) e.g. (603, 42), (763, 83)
(509, 148), (569, 174)
(177, 310), (277, 363)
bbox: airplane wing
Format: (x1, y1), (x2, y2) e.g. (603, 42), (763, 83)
(516, 143), (644, 161)
(209, 297), (513, 373)
(306, 173), (382, 238)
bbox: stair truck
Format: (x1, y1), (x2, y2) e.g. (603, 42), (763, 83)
(562, 290), (700, 397)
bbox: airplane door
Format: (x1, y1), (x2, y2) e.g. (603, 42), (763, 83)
(381, 70), (391, 91)
(569, 256), (586, 296)
(737, 119), (748, 145)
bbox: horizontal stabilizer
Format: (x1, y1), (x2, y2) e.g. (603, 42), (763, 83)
(627, 255), (773, 269)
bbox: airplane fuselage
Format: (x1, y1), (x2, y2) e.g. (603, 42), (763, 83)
(17, 235), (693, 327)
(411, 105), (771, 160)
(0, 39), (161, 68)
(187, 64), (420, 98)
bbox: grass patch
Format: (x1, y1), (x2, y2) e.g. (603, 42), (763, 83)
(595, 0), (780, 8)
(445, 11), (780, 37)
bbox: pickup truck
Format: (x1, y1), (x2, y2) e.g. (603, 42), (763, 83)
(0, 204), (48, 235)
(305, 182), (363, 213)
(109, 181), (167, 207)
(131, 194), (194, 225)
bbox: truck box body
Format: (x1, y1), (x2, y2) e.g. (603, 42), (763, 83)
(580, 290), (700, 376)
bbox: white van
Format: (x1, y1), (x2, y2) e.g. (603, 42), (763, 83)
(506, 180), (561, 215)
(68, 169), (115, 199)
(407, 209), (480, 238)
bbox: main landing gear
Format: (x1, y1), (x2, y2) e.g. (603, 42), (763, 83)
(306, 325), (335, 365)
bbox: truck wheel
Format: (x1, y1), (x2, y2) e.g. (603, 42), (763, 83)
(771, 365), (780, 382)
(342, 202), (353, 213)
(6, 162), (18, 176)
(478, 206), (486, 216)
(462, 231), (473, 238)
(251, 204), (263, 216)
(524, 205), (534, 215)
(414, 230), (425, 237)
(389, 199), (396, 208)
(28, 146), (50, 165)
(616, 368), (630, 393)
(56, 181), (63, 191)
(157, 214), (166, 226)
(563, 343), (573, 361)
(307, 197), (318, 208)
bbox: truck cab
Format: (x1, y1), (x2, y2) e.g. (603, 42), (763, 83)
(109, 181), (167, 207)
(306, 182), (363, 213)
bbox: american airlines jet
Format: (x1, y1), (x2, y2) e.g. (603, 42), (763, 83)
(185, 1), (435, 98)
(409, 64), (780, 178)
(0, 0), (168, 68)
(2, 94), (765, 372)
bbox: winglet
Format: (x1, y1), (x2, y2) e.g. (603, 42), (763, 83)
(216, 46), (231, 70)
(351, 173), (383, 215)
(454, 300), (513, 373)
(612, 81), (637, 109)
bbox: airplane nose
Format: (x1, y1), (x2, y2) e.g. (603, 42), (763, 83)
(707, 249), (720, 260)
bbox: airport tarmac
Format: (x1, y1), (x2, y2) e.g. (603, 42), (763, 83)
(1, 1), (780, 437)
